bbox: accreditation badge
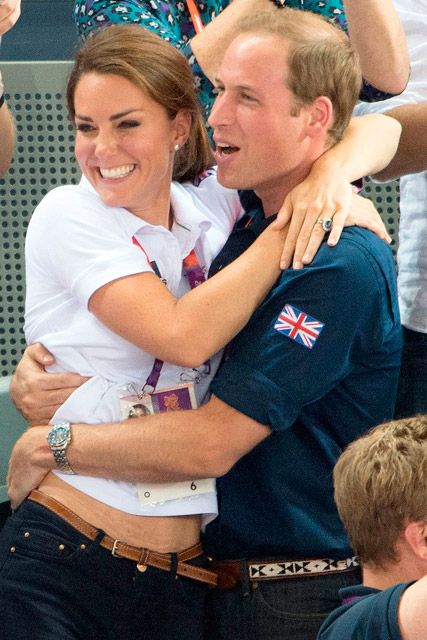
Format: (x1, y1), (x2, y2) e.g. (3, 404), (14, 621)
(119, 383), (215, 505)
(119, 383), (197, 420)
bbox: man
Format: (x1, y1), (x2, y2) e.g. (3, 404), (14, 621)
(8, 10), (402, 640)
(0, 0), (20, 176)
(318, 414), (427, 640)
(354, 0), (427, 419)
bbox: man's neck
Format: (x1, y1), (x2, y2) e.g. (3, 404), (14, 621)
(254, 162), (315, 217)
(363, 562), (425, 591)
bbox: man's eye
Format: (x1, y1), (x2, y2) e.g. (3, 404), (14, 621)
(212, 87), (224, 96)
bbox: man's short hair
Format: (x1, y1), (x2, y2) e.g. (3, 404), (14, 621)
(334, 415), (427, 568)
(237, 9), (362, 144)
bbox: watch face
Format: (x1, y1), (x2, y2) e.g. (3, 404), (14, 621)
(47, 424), (69, 447)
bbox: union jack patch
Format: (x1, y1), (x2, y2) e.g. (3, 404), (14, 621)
(274, 304), (324, 349)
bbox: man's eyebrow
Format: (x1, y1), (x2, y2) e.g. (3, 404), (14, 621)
(74, 109), (143, 121)
(212, 78), (257, 93)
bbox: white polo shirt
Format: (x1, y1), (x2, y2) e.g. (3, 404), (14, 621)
(25, 170), (243, 518)
(354, 0), (427, 333)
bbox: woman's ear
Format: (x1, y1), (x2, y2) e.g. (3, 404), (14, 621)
(173, 110), (192, 149)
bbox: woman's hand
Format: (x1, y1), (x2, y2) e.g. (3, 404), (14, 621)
(274, 173), (354, 269)
(273, 179), (391, 270)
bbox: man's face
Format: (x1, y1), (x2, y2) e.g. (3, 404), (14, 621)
(209, 34), (313, 210)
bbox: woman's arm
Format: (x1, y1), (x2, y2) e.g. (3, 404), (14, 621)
(276, 113), (401, 268)
(89, 221), (285, 368)
(343, 0), (409, 96)
(373, 103), (427, 181)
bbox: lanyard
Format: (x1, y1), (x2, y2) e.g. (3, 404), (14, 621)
(132, 236), (208, 395)
(186, 0), (204, 33)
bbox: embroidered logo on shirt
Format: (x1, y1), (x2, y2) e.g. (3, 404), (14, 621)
(274, 304), (324, 349)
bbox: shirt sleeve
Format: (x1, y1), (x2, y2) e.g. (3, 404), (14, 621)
(211, 231), (397, 429)
(25, 186), (153, 308)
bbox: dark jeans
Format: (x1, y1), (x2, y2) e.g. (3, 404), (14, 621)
(395, 326), (427, 418)
(0, 500), (208, 640)
(204, 568), (361, 640)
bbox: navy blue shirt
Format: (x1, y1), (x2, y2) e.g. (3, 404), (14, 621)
(204, 193), (402, 560)
(317, 583), (413, 639)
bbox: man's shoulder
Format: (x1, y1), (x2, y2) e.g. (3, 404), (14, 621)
(318, 583), (410, 640)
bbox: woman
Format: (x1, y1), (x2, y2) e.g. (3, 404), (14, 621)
(0, 23), (399, 640)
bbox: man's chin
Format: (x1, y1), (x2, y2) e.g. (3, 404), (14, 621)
(216, 167), (245, 190)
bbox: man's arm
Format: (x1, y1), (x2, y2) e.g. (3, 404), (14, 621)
(343, 0), (409, 95)
(373, 103), (427, 181)
(398, 575), (427, 639)
(7, 395), (271, 508)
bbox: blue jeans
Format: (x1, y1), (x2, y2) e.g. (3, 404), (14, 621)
(395, 326), (427, 418)
(0, 500), (208, 639)
(204, 567), (361, 640)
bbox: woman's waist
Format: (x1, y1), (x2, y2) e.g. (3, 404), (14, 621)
(38, 473), (201, 553)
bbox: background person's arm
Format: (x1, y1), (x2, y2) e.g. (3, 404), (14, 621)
(0, 0), (21, 176)
(372, 103), (427, 181)
(0, 93), (14, 176)
(343, 0), (409, 96)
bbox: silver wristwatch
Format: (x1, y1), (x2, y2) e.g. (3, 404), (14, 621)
(47, 422), (75, 475)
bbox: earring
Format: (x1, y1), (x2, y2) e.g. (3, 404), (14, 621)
(174, 144), (180, 151)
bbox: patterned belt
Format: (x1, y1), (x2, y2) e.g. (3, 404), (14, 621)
(28, 490), (218, 587)
(211, 556), (359, 590)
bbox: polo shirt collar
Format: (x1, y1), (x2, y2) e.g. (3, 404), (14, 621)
(79, 176), (211, 257)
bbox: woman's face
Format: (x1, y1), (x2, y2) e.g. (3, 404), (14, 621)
(74, 73), (188, 219)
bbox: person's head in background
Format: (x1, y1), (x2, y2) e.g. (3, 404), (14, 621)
(334, 414), (427, 585)
(209, 8), (362, 215)
(65, 25), (214, 219)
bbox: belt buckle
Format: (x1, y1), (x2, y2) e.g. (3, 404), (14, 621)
(111, 540), (122, 558)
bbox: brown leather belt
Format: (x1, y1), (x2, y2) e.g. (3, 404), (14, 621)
(211, 555), (360, 590)
(28, 490), (218, 587)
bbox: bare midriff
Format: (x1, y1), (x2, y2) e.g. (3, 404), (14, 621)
(38, 472), (201, 553)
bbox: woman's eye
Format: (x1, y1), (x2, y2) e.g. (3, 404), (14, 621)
(76, 123), (95, 133)
(118, 120), (140, 129)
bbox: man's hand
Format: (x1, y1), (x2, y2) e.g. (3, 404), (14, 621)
(7, 425), (52, 509)
(10, 343), (89, 424)
(0, 0), (21, 36)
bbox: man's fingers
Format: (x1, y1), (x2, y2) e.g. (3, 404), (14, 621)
(26, 342), (56, 367)
(36, 373), (89, 392)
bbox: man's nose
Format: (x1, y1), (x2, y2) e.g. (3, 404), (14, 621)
(208, 92), (233, 130)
